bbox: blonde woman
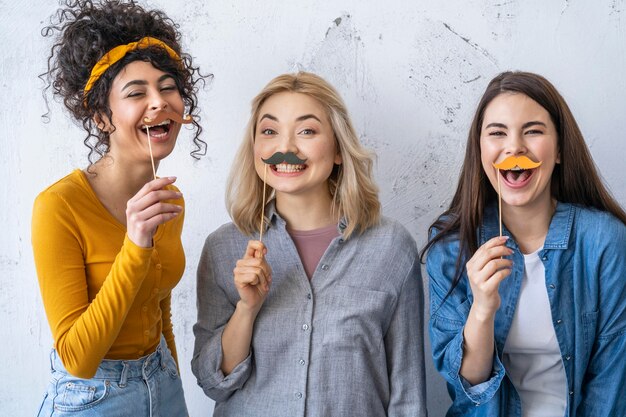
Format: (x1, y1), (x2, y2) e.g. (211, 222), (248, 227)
(192, 72), (427, 416)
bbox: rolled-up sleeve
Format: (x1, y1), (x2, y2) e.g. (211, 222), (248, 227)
(191, 235), (253, 402)
(426, 232), (505, 407)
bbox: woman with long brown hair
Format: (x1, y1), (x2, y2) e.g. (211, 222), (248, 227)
(424, 71), (626, 417)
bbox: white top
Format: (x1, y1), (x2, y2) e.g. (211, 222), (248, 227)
(502, 249), (567, 417)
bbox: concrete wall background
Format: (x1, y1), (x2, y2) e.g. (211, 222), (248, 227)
(1, 1), (624, 416)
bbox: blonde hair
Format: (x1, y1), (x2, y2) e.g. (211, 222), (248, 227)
(226, 72), (381, 239)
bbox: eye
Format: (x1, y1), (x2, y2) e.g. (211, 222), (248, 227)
(299, 128), (316, 135)
(488, 130), (506, 137)
(260, 128), (276, 135)
(126, 90), (145, 98)
(161, 84), (178, 92)
(525, 129), (543, 135)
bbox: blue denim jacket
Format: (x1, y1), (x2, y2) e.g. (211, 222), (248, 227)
(427, 202), (626, 417)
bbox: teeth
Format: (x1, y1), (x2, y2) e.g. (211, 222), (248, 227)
(140, 119), (171, 129)
(275, 163), (305, 173)
(147, 131), (167, 138)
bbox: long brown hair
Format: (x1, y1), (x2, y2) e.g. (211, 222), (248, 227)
(421, 71), (626, 294)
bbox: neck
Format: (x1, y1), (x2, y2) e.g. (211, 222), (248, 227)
(275, 190), (337, 231)
(87, 154), (157, 198)
(501, 196), (556, 254)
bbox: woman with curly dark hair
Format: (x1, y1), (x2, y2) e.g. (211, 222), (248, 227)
(32, 1), (207, 415)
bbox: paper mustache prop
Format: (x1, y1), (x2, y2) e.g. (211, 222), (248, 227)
(493, 155), (542, 171)
(492, 155), (542, 236)
(258, 152), (308, 242)
(262, 152), (308, 165)
(142, 111), (193, 179)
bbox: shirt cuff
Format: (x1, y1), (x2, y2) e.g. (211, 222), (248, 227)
(458, 348), (506, 405)
(194, 327), (253, 401)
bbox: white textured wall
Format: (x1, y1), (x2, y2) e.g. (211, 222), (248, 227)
(1, 1), (624, 416)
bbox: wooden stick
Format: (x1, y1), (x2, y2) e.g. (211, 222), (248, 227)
(497, 168), (502, 237)
(259, 164), (268, 242)
(145, 126), (157, 180)
(256, 164), (268, 297)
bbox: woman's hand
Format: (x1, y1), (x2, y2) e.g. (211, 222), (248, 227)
(465, 236), (513, 320)
(219, 241), (272, 375)
(460, 235), (513, 385)
(233, 240), (272, 315)
(126, 177), (183, 248)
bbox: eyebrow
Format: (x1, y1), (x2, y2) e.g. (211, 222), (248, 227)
(259, 114), (278, 122)
(522, 121), (547, 129)
(258, 113), (322, 123)
(484, 120), (547, 129)
(296, 114), (321, 122)
(121, 74), (175, 91)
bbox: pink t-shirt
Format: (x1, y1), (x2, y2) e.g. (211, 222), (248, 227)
(287, 224), (340, 279)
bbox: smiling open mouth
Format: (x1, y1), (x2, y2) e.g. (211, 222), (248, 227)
(500, 166), (535, 185)
(140, 119), (171, 138)
(273, 163), (307, 173)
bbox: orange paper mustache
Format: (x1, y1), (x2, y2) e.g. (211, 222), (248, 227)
(143, 111), (192, 126)
(492, 155), (542, 170)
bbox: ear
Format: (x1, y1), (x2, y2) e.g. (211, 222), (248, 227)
(556, 149), (561, 164)
(334, 150), (343, 165)
(333, 136), (343, 165)
(93, 113), (112, 132)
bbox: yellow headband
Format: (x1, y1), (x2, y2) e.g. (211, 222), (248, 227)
(83, 36), (180, 96)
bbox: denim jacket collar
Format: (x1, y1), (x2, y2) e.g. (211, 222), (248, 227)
(480, 201), (575, 250)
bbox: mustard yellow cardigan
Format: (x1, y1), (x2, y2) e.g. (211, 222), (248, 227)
(32, 170), (185, 378)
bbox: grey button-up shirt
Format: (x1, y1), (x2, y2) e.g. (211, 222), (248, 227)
(192, 204), (427, 417)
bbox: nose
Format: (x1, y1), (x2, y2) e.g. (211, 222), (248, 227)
(148, 91), (168, 111)
(275, 131), (298, 154)
(504, 131), (527, 156)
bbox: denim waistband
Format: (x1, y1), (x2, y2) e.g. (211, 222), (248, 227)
(50, 337), (169, 384)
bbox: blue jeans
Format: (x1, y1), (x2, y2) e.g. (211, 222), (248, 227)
(37, 337), (188, 417)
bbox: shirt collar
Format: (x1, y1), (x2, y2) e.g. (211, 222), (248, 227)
(481, 201), (574, 250)
(264, 199), (347, 235)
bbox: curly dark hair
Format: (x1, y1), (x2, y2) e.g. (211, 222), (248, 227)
(41, 0), (209, 163)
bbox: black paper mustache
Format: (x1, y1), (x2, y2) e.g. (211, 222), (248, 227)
(262, 152), (307, 165)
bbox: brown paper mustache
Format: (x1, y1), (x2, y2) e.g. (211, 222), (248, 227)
(492, 155), (542, 170)
(143, 111), (192, 126)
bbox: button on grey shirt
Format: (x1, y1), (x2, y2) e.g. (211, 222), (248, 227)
(192, 204), (427, 417)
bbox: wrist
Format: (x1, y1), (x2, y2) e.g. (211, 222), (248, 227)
(127, 231), (153, 248)
(235, 300), (261, 320)
(469, 304), (497, 323)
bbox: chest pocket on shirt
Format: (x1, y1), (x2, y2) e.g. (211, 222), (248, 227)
(322, 286), (394, 354)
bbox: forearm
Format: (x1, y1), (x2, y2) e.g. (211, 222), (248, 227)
(220, 301), (259, 375)
(460, 304), (497, 385)
(36, 232), (152, 380)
